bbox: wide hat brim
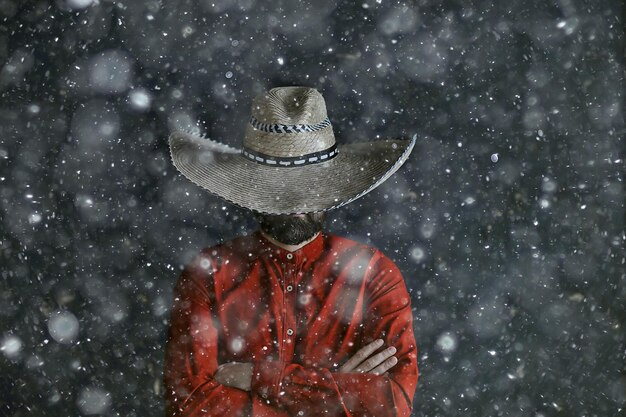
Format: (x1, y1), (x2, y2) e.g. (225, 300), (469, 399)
(168, 131), (417, 214)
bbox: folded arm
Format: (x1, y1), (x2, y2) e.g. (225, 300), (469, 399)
(163, 251), (252, 417)
(249, 252), (419, 417)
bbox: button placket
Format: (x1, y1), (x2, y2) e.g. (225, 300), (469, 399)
(283, 259), (297, 362)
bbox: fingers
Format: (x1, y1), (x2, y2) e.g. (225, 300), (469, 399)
(337, 340), (401, 375)
(353, 345), (397, 374)
(338, 339), (384, 373)
(369, 355), (398, 375)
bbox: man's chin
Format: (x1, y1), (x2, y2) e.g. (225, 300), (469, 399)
(254, 212), (325, 245)
(269, 231), (318, 245)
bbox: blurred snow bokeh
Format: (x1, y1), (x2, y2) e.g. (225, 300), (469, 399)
(47, 310), (80, 344)
(76, 386), (112, 415)
(1, 334), (23, 360)
(0, 0), (624, 416)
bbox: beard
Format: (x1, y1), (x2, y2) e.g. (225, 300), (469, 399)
(254, 212), (326, 245)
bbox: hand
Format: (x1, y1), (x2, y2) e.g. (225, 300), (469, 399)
(337, 339), (398, 375)
(214, 362), (253, 391)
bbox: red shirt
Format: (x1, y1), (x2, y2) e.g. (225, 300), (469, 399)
(164, 229), (419, 417)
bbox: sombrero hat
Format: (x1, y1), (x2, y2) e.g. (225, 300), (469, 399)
(168, 86), (416, 214)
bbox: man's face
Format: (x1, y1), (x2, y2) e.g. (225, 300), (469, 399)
(254, 212), (326, 245)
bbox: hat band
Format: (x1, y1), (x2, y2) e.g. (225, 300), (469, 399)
(242, 144), (338, 167)
(249, 115), (332, 133)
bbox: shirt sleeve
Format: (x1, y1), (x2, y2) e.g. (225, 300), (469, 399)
(163, 251), (252, 417)
(250, 251), (419, 417)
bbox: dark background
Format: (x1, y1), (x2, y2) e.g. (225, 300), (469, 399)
(0, 0), (624, 416)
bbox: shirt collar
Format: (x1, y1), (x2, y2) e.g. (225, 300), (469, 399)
(253, 229), (325, 267)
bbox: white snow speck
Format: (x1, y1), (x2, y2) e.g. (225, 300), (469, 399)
(409, 246), (426, 263)
(436, 332), (458, 354)
(128, 88), (152, 111)
(230, 336), (245, 353)
(28, 213), (42, 224)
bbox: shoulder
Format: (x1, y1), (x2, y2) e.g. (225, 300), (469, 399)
(324, 232), (376, 253)
(325, 235), (409, 303)
(324, 233), (401, 275)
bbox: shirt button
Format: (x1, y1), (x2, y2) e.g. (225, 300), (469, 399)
(287, 328), (294, 336)
(286, 285), (293, 292)
(286, 253), (293, 260)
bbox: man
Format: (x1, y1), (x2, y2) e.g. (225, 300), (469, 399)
(164, 86), (418, 416)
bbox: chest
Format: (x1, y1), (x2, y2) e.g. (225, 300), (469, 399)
(213, 258), (369, 368)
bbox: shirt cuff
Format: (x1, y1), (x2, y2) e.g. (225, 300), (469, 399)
(251, 359), (283, 400)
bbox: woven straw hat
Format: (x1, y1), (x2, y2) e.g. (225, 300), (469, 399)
(168, 86), (416, 214)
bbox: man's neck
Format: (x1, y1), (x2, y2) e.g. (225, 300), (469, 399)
(259, 230), (321, 253)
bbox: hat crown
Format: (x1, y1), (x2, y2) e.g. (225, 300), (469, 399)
(243, 86), (337, 165)
(251, 86), (328, 125)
